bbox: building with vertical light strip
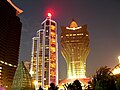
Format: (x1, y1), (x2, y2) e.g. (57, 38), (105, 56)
(60, 19), (90, 79)
(0, 0), (23, 90)
(30, 13), (58, 89)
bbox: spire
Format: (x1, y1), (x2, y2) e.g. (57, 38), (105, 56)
(72, 18), (75, 21)
(69, 19), (78, 28)
(7, 0), (23, 15)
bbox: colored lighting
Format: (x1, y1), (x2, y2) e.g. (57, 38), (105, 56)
(48, 13), (52, 17)
(118, 56), (120, 63)
(112, 68), (120, 75)
(34, 80), (38, 85)
(51, 25), (55, 30)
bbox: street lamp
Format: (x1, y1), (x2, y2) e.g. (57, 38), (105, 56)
(34, 80), (38, 90)
(118, 56), (120, 63)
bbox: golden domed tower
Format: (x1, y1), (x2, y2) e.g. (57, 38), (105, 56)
(60, 19), (90, 78)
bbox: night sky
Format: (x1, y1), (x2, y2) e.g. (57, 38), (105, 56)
(12, 0), (120, 79)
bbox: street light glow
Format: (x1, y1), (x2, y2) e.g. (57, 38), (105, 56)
(34, 80), (38, 85)
(118, 56), (120, 63)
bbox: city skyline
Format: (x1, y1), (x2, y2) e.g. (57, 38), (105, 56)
(12, 0), (120, 79)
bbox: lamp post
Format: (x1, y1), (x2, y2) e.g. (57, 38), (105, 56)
(34, 80), (38, 90)
(118, 56), (120, 63)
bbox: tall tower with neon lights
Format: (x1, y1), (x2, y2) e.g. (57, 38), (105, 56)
(30, 13), (58, 89)
(60, 19), (90, 79)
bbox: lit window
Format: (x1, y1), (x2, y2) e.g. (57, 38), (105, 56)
(70, 34), (72, 36)
(86, 34), (88, 36)
(13, 65), (17, 67)
(51, 32), (55, 35)
(77, 33), (83, 35)
(8, 64), (13, 66)
(51, 25), (55, 30)
(80, 33), (83, 35)
(0, 60), (17, 68)
(66, 41), (69, 42)
(71, 40), (74, 42)
(73, 34), (76, 36)
(0, 61), (4, 64)
(46, 47), (49, 49)
(66, 34), (69, 36)
(72, 49), (73, 52)
(52, 39), (56, 42)
(51, 47), (56, 52)
(61, 36), (63, 38)
(5, 62), (8, 65)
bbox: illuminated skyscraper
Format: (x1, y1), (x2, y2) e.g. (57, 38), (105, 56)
(61, 19), (90, 79)
(30, 13), (58, 89)
(0, 0), (23, 89)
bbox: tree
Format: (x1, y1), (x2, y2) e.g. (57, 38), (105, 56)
(91, 66), (116, 90)
(72, 80), (82, 90)
(63, 79), (82, 90)
(48, 83), (58, 90)
(85, 81), (93, 90)
(115, 76), (120, 90)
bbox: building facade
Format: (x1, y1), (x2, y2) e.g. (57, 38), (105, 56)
(30, 14), (58, 89)
(11, 61), (34, 90)
(24, 61), (31, 72)
(60, 19), (90, 79)
(0, 0), (23, 90)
